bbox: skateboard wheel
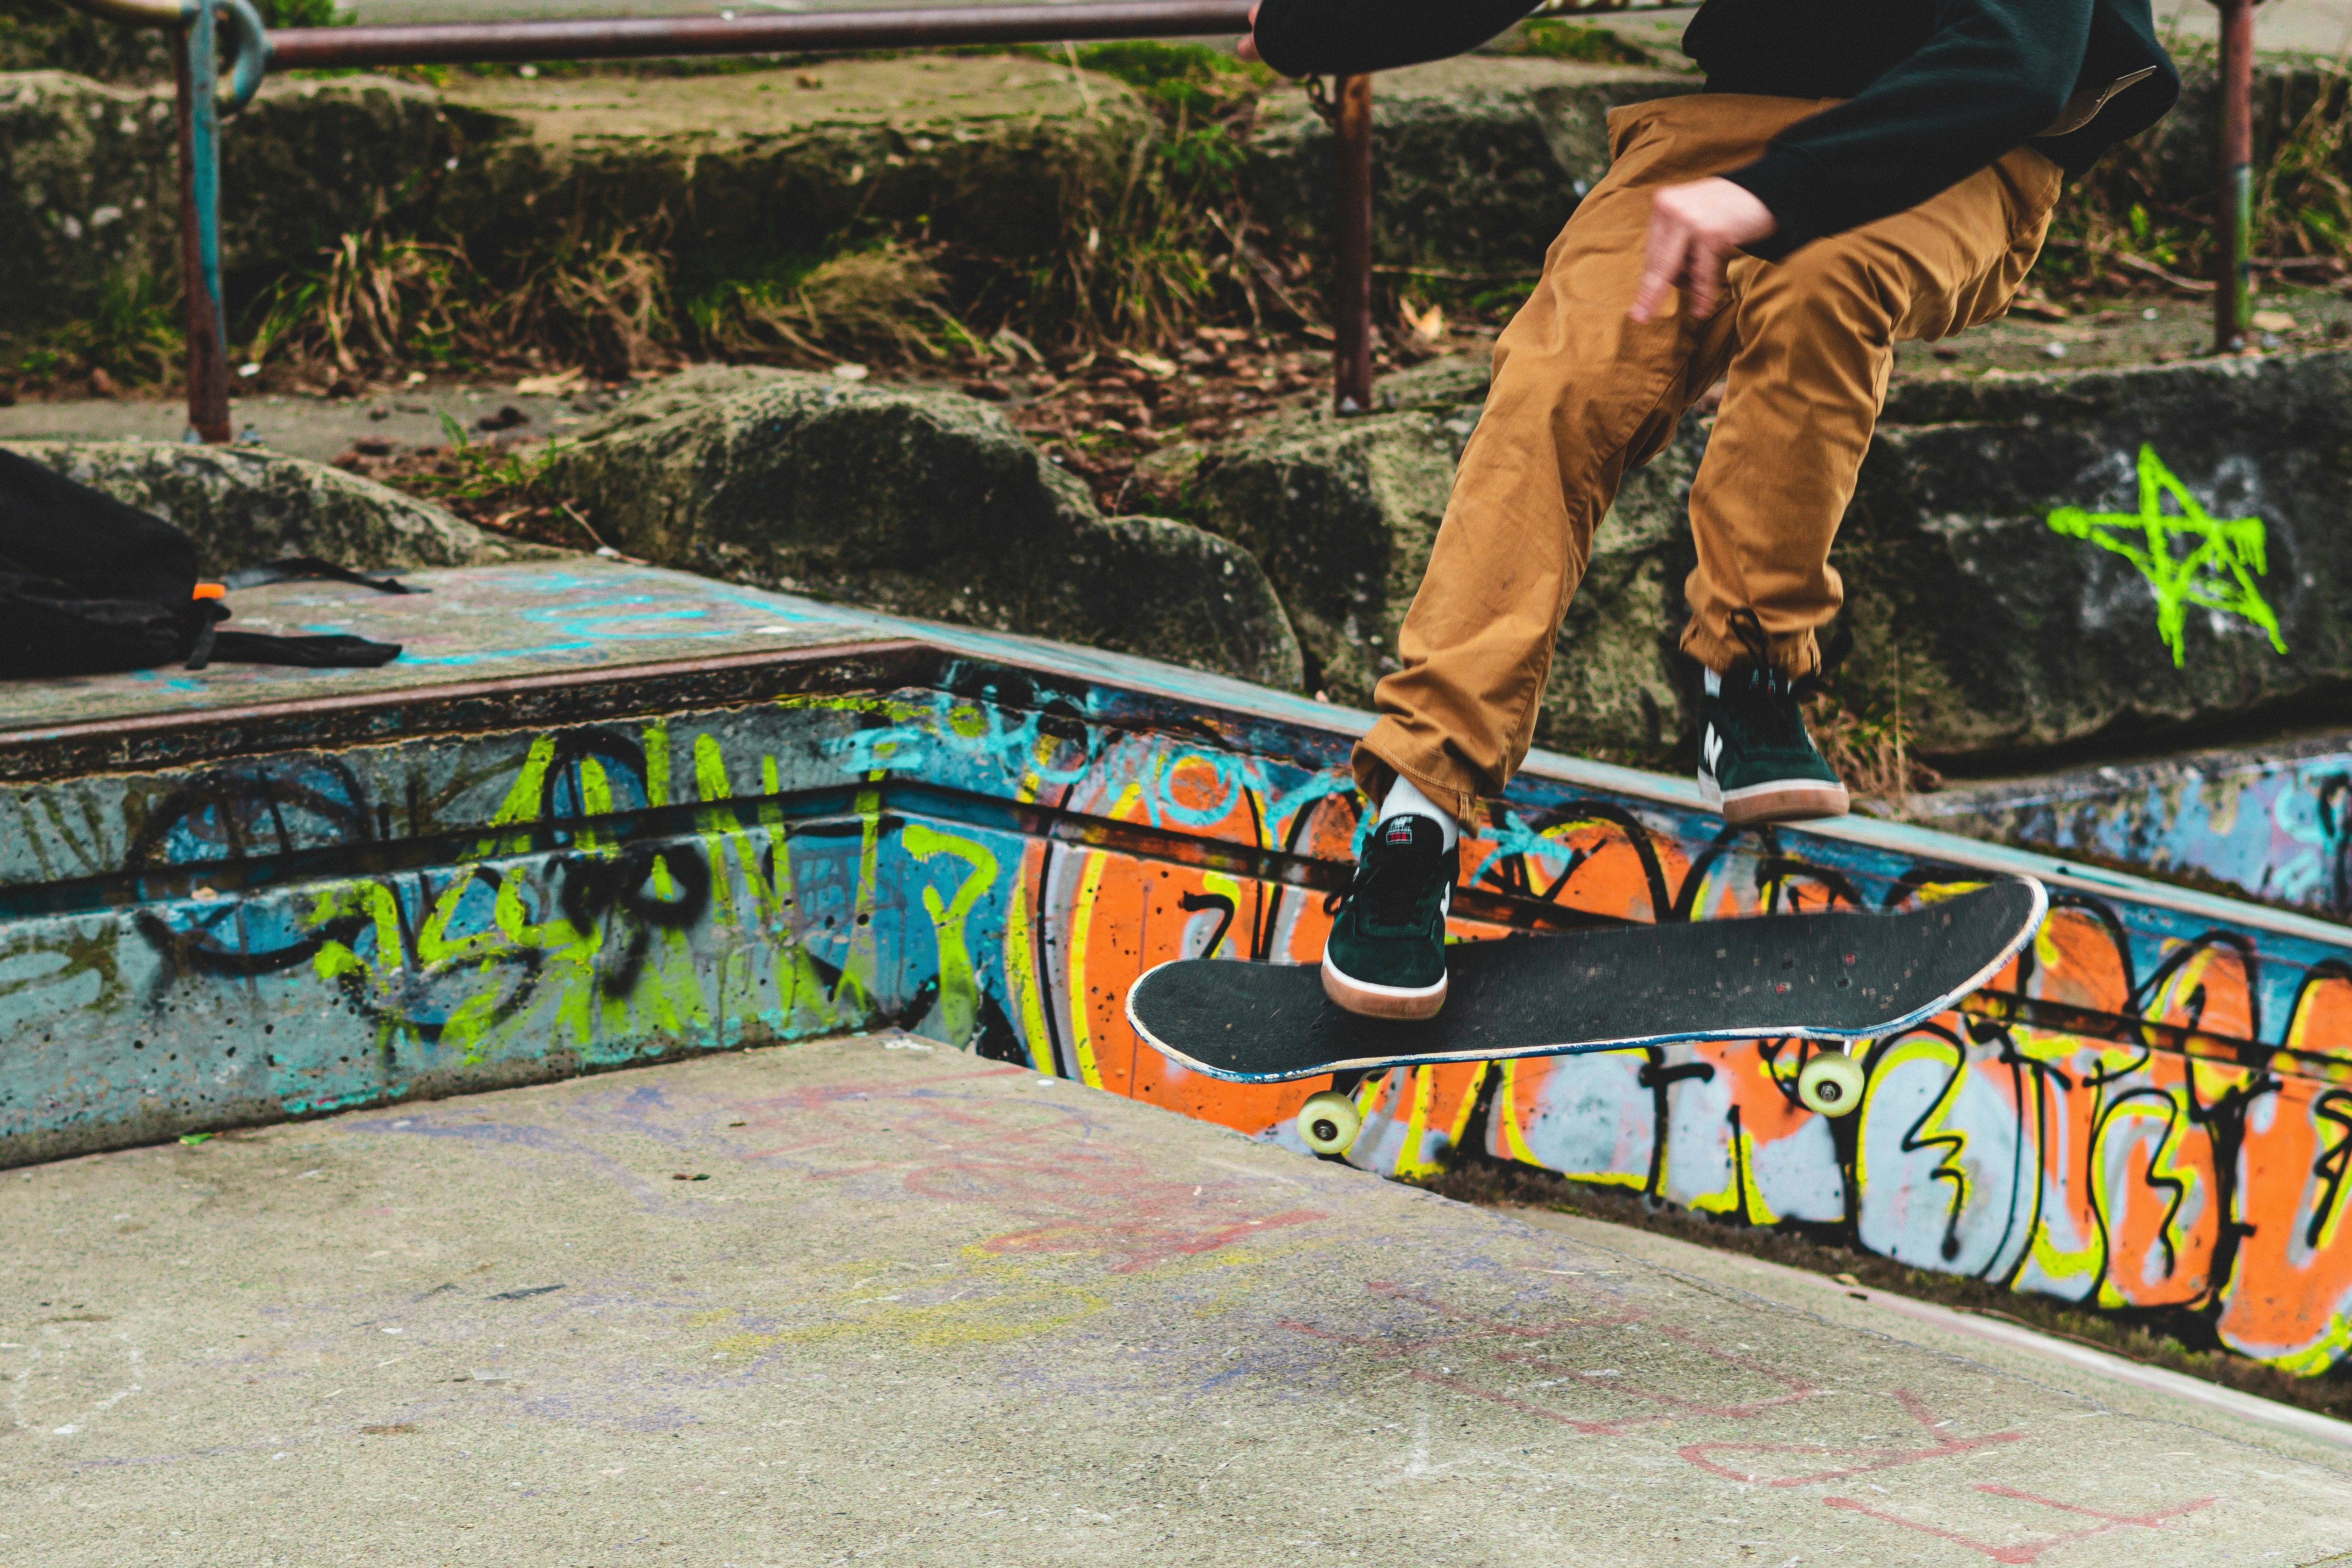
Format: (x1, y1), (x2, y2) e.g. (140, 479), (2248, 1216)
(1798, 1052), (1867, 1118)
(1297, 1090), (1363, 1156)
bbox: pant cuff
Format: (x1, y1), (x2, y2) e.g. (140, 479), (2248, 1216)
(1350, 723), (1482, 827)
(1680, 621), (1821, 679)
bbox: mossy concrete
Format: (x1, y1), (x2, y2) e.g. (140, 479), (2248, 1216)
(539, 365), (1302, 689)
(2, 437), (544, 572)
(433, 56), (1151, 290)
(1248, 57), (1698, 277)
(0, 56), (1145, 342)
(0, 72), (175, 338)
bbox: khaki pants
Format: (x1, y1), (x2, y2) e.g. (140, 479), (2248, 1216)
(1353, 93), (2062, 822)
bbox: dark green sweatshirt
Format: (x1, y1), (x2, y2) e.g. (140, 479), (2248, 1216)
(1249, 0), (2180, 260)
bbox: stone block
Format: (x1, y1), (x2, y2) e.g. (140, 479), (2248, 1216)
(0, 72), (175, 338)
(537, 366), (1302, 688)
(220, 75), (453, 298)
(1848, 353), (2352, 760)
(431, 57), (1151, 291)
(1170, 401), (1694, 763)
(1, 438), (536, 571)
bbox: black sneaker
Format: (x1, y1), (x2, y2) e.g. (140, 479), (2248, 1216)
(1697, 664), (1850, 826)
(1321, 814), (1458, 1019)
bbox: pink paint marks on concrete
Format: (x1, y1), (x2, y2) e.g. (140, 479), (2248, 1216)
(1824, 1484), (2221, 1562)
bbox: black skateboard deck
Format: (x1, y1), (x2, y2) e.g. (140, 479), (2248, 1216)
(1125, 879), (2047, 1083)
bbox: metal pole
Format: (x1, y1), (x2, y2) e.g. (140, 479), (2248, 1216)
(2215, 0), (2255, 353)
(262, 0), (1255, 68)
(1331, 74), (1373, 415)
(174, 6), (232, 443)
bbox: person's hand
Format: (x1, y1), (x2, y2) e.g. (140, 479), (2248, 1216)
(1238, 0), (1262, 62)
(1627, 177), (1777, 325)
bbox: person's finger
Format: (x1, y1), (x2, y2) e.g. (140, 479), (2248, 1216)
(1683, 238), (1720, 320)
(1628, 219), (1689, 325)
(1238, 32), (1260, 60)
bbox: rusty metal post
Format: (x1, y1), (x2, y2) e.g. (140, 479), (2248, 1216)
(173, 8), (232, 443)
(1331, 74), (1374, 415)
(2215, 0), (2255, 352)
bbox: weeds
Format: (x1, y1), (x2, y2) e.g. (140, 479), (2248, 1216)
(1017, 42), (1285, 347)
(48, 272), (182, 386)
(2042, 44), (2352, 296)
(243, 231), (470, 374)
(481, 214), (678, 375)
(240, 211), (678, 382)
(1806, 686), (1942, 807)
(688, 242), (970, 364)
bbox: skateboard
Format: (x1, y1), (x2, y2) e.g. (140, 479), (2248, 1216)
(1125, 878), (2047, 1151)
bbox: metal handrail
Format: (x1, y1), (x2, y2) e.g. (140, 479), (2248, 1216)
(265, 0), (1254, 69)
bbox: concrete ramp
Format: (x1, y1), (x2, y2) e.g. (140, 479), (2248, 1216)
(8, 1038), (2348, 1566)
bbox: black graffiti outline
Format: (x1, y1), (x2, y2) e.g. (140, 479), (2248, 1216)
(2307, 1089), (2352, 1253)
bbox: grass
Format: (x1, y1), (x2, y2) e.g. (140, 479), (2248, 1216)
(687, 243), (973, 365)
(1808, 691), (1942, 807)
(41, 273), (182, 388)
(1491, 18), (1659, 67)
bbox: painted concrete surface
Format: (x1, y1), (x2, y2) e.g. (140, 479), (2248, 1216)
(9, 1036), (2352, 1568)
(1915, 730), (2352, 921)
(11, 559), (2352, 1376)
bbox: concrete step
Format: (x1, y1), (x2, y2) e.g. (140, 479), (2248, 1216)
(5, 557), (2352, 1386)
(6, 1035), (2348, 1563)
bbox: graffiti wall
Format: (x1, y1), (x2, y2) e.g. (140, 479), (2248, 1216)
(6, 599), (2352, 1378)
(1917, 733), (2352, 921)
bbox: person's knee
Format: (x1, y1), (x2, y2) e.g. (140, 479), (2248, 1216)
(1739, 243), (1906, 343)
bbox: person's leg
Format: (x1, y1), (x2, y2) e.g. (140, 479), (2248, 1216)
(1683, 143), (2062, 823)
(1325, 94), (1810, 1017)
(1345, 94), (1821, 832)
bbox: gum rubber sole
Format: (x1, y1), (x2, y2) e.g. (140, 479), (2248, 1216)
(1720, 782), (1851, 827)
(1321, 955), (1447, 1020)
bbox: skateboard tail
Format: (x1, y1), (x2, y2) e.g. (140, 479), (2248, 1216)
(1123, 878), (2050, 1086)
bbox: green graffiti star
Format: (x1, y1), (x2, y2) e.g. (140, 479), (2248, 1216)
(2047, 443), (2287, 668)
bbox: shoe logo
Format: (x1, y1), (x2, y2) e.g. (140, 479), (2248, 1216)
(1701, 725), (1725, 776)
(1384, 819), (1416, 847)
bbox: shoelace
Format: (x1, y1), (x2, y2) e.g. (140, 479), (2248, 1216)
(1323, 843), (1444, 926)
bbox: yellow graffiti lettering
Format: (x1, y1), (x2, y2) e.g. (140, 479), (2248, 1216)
(903, 821), (1001, 1050)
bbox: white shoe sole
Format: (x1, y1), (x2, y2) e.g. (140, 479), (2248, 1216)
(1699, 772), (1851, 827)
(1321, 954), (1447, 1020)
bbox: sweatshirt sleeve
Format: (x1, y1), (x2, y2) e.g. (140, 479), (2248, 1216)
(1720, 0), (2090, 261)
(1249, 0), (1539, 80)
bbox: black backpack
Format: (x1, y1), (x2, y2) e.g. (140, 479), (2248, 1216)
(0, 447), (409, 678)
